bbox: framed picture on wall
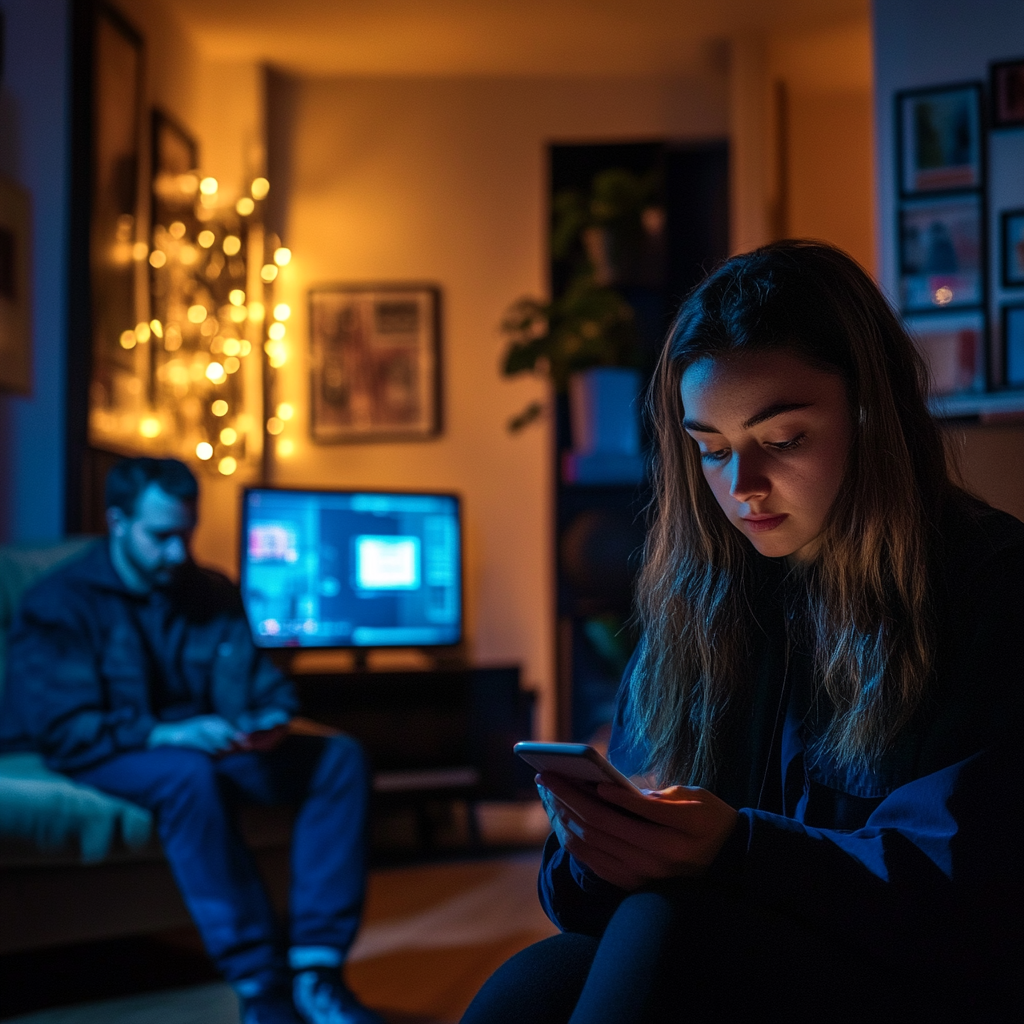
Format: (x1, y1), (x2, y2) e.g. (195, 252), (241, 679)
(897, 83), (983, 196)
(1002, 304), (1024, 388)
(904, 310), (987, 397)
(309, 284), (442, 442)
(899, 193), (984, 311)
(1000, 209), (1024, 287)
(990, 58), (1024, 129)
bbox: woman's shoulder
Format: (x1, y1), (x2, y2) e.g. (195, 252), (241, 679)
(935, 490), (1023, 588)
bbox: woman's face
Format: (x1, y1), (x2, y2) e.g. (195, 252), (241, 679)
(680, 349), (854, 563)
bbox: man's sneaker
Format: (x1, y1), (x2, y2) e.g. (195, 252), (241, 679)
(292, 968), (386, 1024)
(240, 989), (304, 1024)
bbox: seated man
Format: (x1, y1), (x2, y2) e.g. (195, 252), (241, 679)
(0, 457), (383, 1024)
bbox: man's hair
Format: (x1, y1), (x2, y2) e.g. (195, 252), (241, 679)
(105, 458), (198, 516)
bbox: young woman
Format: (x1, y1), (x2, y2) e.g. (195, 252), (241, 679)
(463, 241), (1022, 1024)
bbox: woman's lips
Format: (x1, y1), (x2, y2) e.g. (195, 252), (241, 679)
(742, 514), (788, 533)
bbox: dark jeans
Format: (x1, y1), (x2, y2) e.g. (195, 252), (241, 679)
(73, 734), (369, 983)
(460, 884), (969, 1024)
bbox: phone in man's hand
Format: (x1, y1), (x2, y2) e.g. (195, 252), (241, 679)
(514, 741), (639, 793)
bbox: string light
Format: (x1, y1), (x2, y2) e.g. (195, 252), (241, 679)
(187, 304), (208, 323)
(120, 330), (137, 350)
(229, 289), (246, 306)
(199, 177), (219, 196)
(134, 322), (151, 343)
(220, 427), (238, 445)
(218, 456), (238, 475)
(223, 235), (242, 256)
(149, 250), (167, 268)
(273, 247), (291, 266)
(260, 264), (278, 283)
(273, 303), (291, 321)
(268, 321), (286, 340)
(236, 197), (255, 216)
(139, 417), (161, 438)
(198, 230), (215, 248)
(251, 177), (270, 200)
(267, 416), (284, 435)
(196, 442), (213, 460)
(277, 403), (294, 420)
(211, 400), (229, 416)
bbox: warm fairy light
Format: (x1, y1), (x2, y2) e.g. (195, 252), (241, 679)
(240, 340), (252, 356)
(220, 427), (238, 445)
(273, 247), (291, 266)
(169, 221), (186, 239)
(934, 286), (953, 305)
(236, 197), (255, 216)
(248, 301), (265, 322)
(206, 362), (227, 383)
(139, 417), (161, 438)
(132, 242), (149, 260)
(273, 303), (291, 321)
(187, 304), (207, 323)
(212, 399), (229, 416)
(149, 250), (167, 268)
(199, 177), (219, 196)
(224, 356), (240, 373)
(198, 230), (215, 248)
(196, 441), (213, 460)
(179, 245), (198, 266)
(150, 319), (164, 338)
(260, 264), (278, 283)
(164, 330), (182, 352)
(223, 235), (242, 256)
(229, 289), (246, 306)
(134, 322), (151, 343)
(265, 340), (287, 368)
(268, 321), (286, 340)
(251, 177), (270, 200)
(266, 416), (284, 435)
(222, 338), (241, 357)
(277, 402), (294, 420)
(218, 456), (237, 476)
(277, 438), (295, 457)
(120, 330), (136, 349)
(229, 305), (248, 323)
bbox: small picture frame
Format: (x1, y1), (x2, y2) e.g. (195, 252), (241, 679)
(904, 310), (987, 397)
(990, 58), (1024, 129)
(1002, 304), (1024, 388)
(1000, 209), (1024, 288)
(897, 83), (983, 196)
(309, 284), (442, 442)
(899, 193), (983, 312)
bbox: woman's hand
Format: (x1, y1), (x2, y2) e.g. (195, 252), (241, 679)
(537, 772), (739, 891)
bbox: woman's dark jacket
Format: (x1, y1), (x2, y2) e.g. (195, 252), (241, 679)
(539, 494), (1023, 986)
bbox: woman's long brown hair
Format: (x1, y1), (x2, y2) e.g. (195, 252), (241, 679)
(630, 241), (951, 787)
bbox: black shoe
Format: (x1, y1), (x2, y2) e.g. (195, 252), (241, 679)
(241, 989), (304, 1024)
(292, 968), (386, 1024)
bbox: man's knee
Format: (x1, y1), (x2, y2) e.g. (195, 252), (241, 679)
(317, 733), (369, 791)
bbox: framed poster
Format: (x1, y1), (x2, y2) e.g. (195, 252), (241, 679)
(309, 284), (441, 442)
(899, 194), (983, 312)
(904, 310), (986, 397)
(1000, 209), (1024, 288)
(897, 83), (983, 196)
(0, 176), (31, 394)
(990, 58), (1024, 129)
(1002, 304), (1024, 388)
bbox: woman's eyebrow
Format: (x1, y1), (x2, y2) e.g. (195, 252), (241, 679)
(683, 402), (812, 434)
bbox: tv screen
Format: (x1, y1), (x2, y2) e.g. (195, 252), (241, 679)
(240, 488), (462, 649)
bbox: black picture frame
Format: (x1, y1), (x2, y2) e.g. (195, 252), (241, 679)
(896, 82), (984, 197)
(990, 57), (1024, 129)
(1000, 208), (1024, 288)
(309, 283), (442, 443)
(1001, 303), (1024, 388)
(904, 309), (988, 397)
(899, 193), (985, 312)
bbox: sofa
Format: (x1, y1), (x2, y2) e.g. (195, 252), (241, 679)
(0, 539), (291, 954)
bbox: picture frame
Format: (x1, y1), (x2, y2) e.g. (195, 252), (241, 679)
(904, 310), (987, 397)
(1001, 304), (1024, 388)
(1000, 209), (1024, 288)
(0, 176), (31, 394)
(990, 58), (1024, 129)
(309, 284), (442, 442)
(896, 83), (983, 196)
(899, 193), (984, 312)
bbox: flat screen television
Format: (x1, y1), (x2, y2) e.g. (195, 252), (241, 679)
(240, 487), (463, 649)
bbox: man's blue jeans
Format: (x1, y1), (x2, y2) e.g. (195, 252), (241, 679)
(72, 734), (369, 983)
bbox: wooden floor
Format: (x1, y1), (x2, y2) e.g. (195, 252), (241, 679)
(1, 851), (557, 1024)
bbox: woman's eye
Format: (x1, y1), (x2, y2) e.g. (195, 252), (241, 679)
(700, 448), (730, 463)
(767, 433), (806, 452)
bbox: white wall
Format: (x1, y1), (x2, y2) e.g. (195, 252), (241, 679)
(0, 0), (71, 541)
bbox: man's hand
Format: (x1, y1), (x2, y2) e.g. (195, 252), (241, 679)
(235, 708), (292, 752)
(537, 772), (739, 891)
(147, 715), (243, 755)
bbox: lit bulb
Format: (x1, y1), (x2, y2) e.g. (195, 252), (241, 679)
(149, 250), (167, 268)
(150, 319), (164, 338)
(251, 177), (270, 200)
(169, 221), (186, 239)
(222, 338), (241, 357)
(132, 241), (149, 260)
(224, 356), (240, 373)
(220, 427), (238, 445)
(199, 177), (219, 196)
(240, 340), (252, 356)
(268, 321), (286, 340)
(229, 289), (246, 306)
(236, 196), (255, 216)
(196, 441), (214, 460)
(139, 417), (161, 438)
(198, 230), (215, 248)
(229, 305), (248, 323)
(248, 302), (265, 322)
(212, 399), (229, 416)
(277, 402), (294, 420)
(134, 322), (151, 343)
(218, 456), (238, 476)
(120, 330), (137, 349)
(206, 362), (226, 383)
(260, 264), (278, 283)
(187, 304), (208, 323)
(277, 439), (295, 457)
(273, 247), (291, 266)
(266, 416), (284, 435)
(273, 303), (291, 321)
(223, 235), (241, 256)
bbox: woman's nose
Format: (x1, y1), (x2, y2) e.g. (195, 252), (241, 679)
(729, 451), (770, 501)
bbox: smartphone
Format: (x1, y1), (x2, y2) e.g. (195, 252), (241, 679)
(513, 741), (639, 793)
